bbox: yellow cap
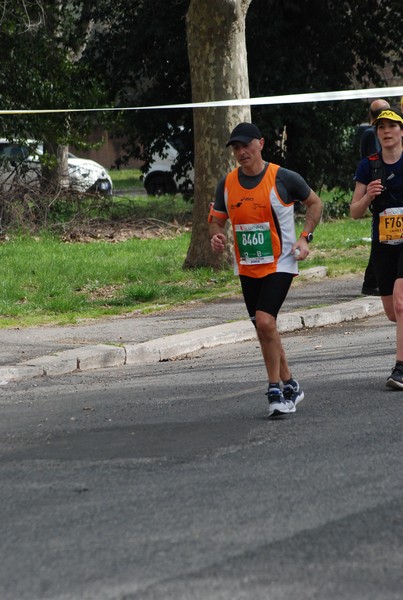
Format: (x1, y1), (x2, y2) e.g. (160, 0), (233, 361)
(373, 109), (403, 126)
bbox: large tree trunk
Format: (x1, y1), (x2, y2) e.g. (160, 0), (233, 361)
(184, 0), (252, 269)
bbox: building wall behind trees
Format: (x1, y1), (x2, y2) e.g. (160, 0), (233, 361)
(70, 128), (143, 170)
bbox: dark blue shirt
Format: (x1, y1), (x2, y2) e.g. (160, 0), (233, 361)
(354, 153), (403, 241)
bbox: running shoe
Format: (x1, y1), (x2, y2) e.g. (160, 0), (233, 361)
(386, 364), (403, 390)
(283, 379), (305, 407)
(266, 387), (295, 417)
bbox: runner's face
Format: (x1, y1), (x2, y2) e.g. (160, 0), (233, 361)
(231, 138), (264, 174)
(376, 120), (403, 149)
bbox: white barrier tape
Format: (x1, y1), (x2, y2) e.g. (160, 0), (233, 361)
(1, 86), (403, 115)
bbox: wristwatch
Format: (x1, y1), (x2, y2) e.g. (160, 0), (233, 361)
(300, 231), (313, 243)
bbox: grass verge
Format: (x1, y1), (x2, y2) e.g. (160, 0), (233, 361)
(0, 214), (373, 329)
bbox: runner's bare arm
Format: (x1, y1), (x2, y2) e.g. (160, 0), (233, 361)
(301, 190), (323, 233)
(292, 190), (323, 261)
(209, 216), (226, 253)
(350, 179), (383, 219)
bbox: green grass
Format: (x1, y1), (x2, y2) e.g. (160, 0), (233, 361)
(296, 216), (372, 276)
(105, 193), (193, 222)
(32, 171), (193, 225)
(109, 168), (143, 189)
(106, 168), (193, 222)
(0, 232), (235, 327)
(0, 214), (373, 329)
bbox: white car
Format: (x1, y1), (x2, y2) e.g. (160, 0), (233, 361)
(66, 152), (113, 196)
(142, 136), (194, 198)
(0, 140), (113, 196)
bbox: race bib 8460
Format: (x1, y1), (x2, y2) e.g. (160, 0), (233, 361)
(235, 222), (274, 264)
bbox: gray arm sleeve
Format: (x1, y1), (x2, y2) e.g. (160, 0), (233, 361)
(276, 168), (311, 203)
(214, 176), (227, 212)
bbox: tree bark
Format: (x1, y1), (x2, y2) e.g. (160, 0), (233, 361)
(184, 0), (253, 269)
(57, 145), (69, 189)
(41, 141), (69, 193)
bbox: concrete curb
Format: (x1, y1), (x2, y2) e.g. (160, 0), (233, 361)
(0, 296), (384, 384)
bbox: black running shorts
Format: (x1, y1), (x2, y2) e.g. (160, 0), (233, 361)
(371, 241), (403, 296)
(239, 272), (294, 321)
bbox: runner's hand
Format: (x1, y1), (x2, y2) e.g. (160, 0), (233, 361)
(211, 233), (226, 253)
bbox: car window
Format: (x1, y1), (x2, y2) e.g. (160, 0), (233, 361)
(0, 143), (29, 161)
(169, 137), (186, 153)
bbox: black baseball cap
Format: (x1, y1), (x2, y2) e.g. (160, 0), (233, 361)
(226, 122), (262, 147)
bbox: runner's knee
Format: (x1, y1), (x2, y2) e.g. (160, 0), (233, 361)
(255, 311), (277, 335)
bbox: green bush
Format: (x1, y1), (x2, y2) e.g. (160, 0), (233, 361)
(321, 188), (352, 220)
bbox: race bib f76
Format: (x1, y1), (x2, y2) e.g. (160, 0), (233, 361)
(379, 208), (403, 245)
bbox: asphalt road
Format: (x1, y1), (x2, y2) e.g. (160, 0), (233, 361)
(1, 314), (402, 600)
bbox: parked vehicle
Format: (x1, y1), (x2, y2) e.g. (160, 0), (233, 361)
(0, 140), (113, 196)
(66, 152), (113, 196)
(142, 135), (194, 198)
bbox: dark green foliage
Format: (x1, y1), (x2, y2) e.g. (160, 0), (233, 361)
(322, 189), (353, 220)
(246, 0), (403, 189)
(84, 0), (403, 191)
(0, 1), (109, 147)
(85, 0), (193, 178)
(1, 0), (403, 194)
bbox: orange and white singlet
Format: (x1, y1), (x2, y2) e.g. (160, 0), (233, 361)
(214, 163), (300, 278)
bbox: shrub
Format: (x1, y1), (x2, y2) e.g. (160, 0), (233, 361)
(321, 188), (352, 221)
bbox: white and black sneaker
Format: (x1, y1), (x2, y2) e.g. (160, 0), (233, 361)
(283, 378), (305, 408)
(266, 387), (295, 417)
(386, 364), (403, 390)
